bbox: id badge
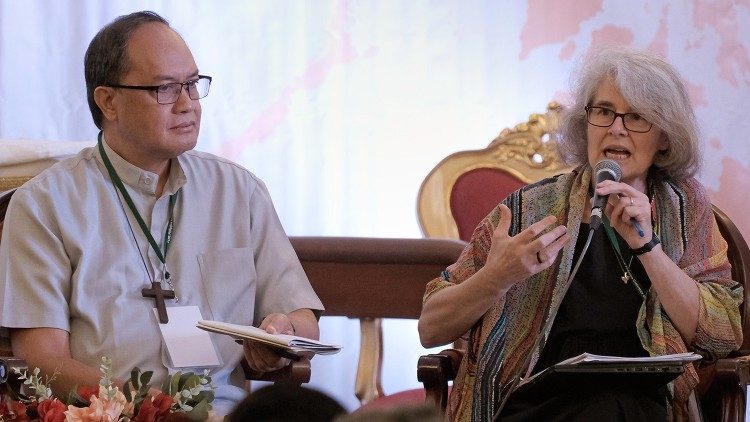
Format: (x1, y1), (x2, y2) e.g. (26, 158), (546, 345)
(153, 305), (221, 368)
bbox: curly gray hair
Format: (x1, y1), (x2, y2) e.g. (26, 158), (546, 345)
(557, 47), (701, 180)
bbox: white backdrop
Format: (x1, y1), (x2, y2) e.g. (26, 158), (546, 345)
(2, 0), (749, 411)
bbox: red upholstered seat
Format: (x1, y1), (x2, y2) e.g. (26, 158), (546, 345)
(352, 386), (453, 414)
(450, 168), (527, 241)
(355, 389), (426, 412)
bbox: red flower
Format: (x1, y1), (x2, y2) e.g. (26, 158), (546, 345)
(77, 385), (99, 402)
(1, 400), (32, 420)
(134, 393), (174, 422)
(37, 399), (66, 422)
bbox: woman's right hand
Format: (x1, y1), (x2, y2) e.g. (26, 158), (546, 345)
(480, 204), (569, 293)
(418, 204), (569, 347)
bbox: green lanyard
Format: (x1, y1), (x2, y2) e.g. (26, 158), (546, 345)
(602, 216), (646, 300)
(97, 132), (179, 266)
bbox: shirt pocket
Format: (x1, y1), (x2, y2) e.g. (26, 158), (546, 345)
(197, 247), (256, 325)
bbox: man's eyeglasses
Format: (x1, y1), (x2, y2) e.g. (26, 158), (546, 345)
(584, 106), (653, 133)
(106, 75), (212, 105)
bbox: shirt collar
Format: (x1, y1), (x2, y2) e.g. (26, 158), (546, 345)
(97, 133), (186, 196)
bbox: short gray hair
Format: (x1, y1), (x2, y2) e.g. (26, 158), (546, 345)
(84, 11), (170, 129)
(557, 47), (701, 180)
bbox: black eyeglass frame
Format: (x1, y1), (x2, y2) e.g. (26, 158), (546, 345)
(106, 75), (212, 104)
(584, 105), (653, 133)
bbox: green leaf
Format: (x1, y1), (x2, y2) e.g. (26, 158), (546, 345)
(194, 390), (215, 404)
(185, 398), (210, 421)
(140, 370), (153, 386)
(130, 367), (141, 389)
(124, 382), (132, 402)
(178, 372), (193, 389)
(65, 389), (88, 407)
(170, 371), (183, 395)
(182, 374), (200, 390)
(160, 377), (172, 395)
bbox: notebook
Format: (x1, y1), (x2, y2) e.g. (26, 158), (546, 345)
(512, 353), (699, 399)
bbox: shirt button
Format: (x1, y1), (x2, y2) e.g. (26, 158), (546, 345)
(144, 177), (152, 184)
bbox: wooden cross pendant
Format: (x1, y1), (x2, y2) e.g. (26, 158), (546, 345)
(142, 281), (175, 324)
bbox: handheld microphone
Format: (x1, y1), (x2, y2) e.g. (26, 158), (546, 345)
(590, 159), (622, 231)
(589, 159), (645, 237)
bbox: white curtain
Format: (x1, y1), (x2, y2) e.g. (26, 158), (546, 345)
(2, 0), (749, 411)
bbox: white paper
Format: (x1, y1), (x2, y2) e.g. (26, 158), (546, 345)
(197, 319), (341, 355)
(154, 306), (221, 368)
(556, 352), (702, 366)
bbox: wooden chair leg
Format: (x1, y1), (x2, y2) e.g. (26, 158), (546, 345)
(355, 317), (384, 405)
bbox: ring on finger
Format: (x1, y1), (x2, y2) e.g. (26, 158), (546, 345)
(536, 251), (543, 264)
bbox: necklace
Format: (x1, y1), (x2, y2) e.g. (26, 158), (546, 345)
(602, 217), (646, 300)
(619, 255), (634, 284)
(97, 132), (181, 323)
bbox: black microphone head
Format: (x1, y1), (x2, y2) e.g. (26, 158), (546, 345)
(593, 159), (622, 183)
(590, 159), (622, 231)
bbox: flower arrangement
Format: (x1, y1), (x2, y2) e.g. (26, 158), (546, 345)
(0, 357), (216, 421)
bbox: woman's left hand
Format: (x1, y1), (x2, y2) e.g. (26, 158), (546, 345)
(595, 180), (653, 249)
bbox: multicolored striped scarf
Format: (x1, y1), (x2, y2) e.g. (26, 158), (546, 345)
(424, 165), (743, 421)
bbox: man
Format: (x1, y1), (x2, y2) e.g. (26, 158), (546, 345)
(0, 11), (323, 414)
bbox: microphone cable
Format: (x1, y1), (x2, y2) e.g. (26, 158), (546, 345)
(493, 227), (595, 421)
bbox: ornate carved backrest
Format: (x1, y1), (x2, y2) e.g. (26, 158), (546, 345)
(0, 177), (31, 193)
(417, 102), (573, 241)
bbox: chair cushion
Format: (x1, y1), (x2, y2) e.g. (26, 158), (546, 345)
(354, 388), (426, 413)
(450, 168), (526, 241)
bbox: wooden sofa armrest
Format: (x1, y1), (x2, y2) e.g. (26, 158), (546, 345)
(241, 356), (312, 385)
(418, 348), (464, 410)
(0, 356), (27, 383)
(697, 353), (750, 422)
(0, 356), (28, 400)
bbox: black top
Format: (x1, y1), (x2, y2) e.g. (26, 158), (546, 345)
(498, 224), (666, 421)
(533, 223), (651, 373)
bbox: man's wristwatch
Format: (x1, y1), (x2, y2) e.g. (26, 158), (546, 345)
(631, 233), (661, 255)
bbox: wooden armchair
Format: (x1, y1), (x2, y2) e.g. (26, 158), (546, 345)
(415, 103), (572, 409)
(0, 187), (30, 395)
(415, 104), (750, 421)
(289, 236), (466, 408)
(695, 206), (750, 421)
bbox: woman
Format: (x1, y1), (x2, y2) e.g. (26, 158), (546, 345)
(418, 47), (743, 421)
